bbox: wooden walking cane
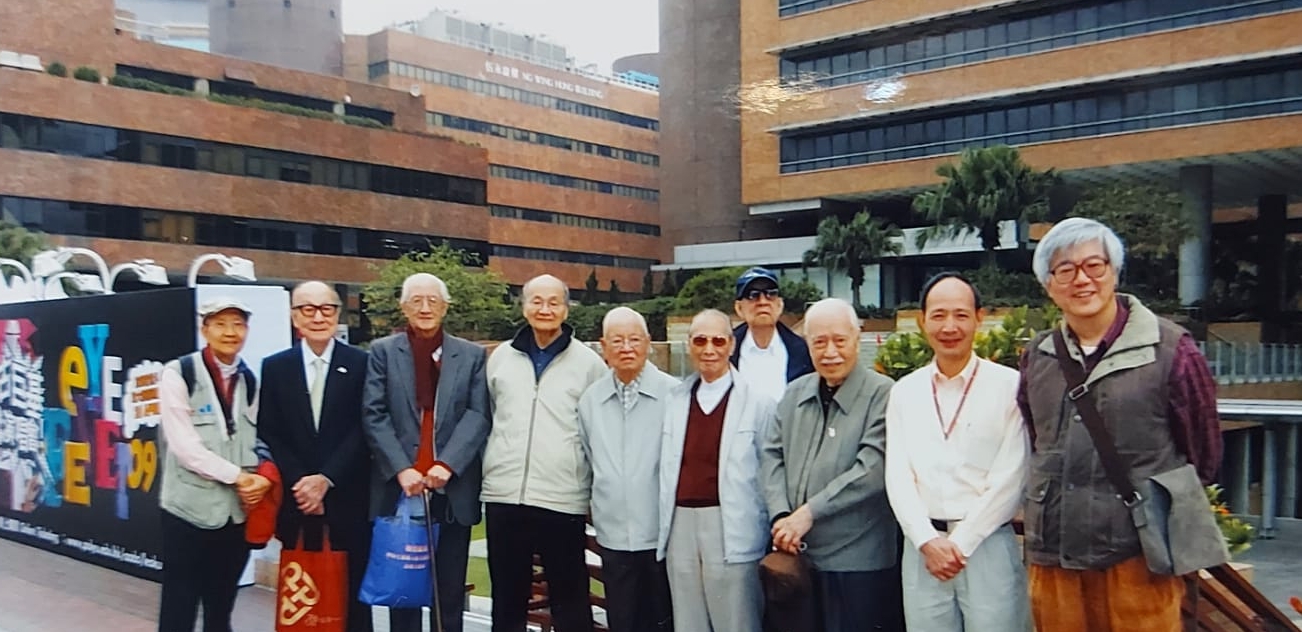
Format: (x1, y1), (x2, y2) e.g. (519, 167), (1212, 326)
(422, 490), (445, 632)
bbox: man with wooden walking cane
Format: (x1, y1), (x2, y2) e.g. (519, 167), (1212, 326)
(364, 273), (492, 632)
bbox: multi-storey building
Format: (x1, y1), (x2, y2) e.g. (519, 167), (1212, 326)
(663, 0), (1302, 312)
(349, 12), (662, 296)
(0, 0), (490, 337)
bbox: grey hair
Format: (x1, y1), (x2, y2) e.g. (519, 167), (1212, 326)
(291, 280), (340, 305)
(521, 274), (570, 304)
(1032, 217), (1126, 284)
(689, 309), (733, 336)
(803, 298), (861, 336)
(400, 273), (451, 303)
(602, 306), (649, 337)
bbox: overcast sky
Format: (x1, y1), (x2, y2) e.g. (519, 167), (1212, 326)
(342, 0), (658, 73)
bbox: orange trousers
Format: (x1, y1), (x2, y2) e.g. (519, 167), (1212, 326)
(1028, 556), (1185, 632)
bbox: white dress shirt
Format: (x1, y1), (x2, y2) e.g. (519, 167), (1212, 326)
(694, 370), (734, 414)
(884, 354), (1029, 557)
(737, 329), (788, 403)
(300, 337), (336, 385)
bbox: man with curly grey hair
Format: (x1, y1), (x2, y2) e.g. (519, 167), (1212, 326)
(1018, 217), (1222, 632)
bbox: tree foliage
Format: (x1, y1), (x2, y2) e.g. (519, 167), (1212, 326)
(913, 145), (1056, 266)
(1068, 182), (1190, 303)
(803, 212), (902, 308)
(362, 244), (517, 340)
(675, 266), (747, 313)
(779, 275), (823, 313)
(1069, 183), (1190, 260)
(0, 222), (48, 263)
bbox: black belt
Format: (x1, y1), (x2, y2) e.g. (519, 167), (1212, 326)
(931, 518), (1013, 532)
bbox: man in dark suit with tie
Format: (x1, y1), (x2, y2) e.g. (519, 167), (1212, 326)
(258, 281), (373, 632)
(362, 272), (491, 632)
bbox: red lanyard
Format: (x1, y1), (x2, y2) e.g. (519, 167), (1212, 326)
(932, 360), (979, 440)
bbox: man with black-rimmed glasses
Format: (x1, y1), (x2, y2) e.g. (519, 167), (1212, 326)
(258, 281), (373, 632)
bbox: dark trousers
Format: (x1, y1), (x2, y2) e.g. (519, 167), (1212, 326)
(389, 494), (473, 632)
(286, 517), (374, 632)
(599, 547), (672, 632)
(158, 510), (251, 632)
(814, 567), (905, 632)
(485, 502), (593, 632)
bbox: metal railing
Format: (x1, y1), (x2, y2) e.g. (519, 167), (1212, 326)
(1198, 342), (1302, 384)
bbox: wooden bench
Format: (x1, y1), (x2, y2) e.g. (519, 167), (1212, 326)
(526, 533), (608, 632)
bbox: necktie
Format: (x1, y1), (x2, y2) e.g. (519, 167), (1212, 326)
(310, 357), (326, 429)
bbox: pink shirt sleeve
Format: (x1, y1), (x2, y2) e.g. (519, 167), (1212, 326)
(159, 366), (242, 485)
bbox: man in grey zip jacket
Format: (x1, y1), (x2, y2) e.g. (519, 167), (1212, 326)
(482, 274), (606, 632)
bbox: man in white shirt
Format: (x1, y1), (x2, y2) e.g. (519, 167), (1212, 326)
(730, 267), (812, 401)
(884, 273), (1031, 632)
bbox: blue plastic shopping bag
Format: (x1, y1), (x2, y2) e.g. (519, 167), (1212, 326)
(358, 498), (440, 608)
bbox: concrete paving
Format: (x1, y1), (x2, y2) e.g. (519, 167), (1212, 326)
(3, 521), (1299, 631)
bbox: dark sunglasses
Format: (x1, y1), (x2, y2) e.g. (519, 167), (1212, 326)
(741, 288), (781, 301)
(691, 335), (730, 348)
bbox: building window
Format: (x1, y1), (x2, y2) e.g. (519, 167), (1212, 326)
(0, 112), (487, 206)
(489, 165), (659, 201)
(369, 62), (659, 131)
(428, 112), (659, 166)
(778, 61), (1302, 173)
(778, 0), (1302, 89)
(0, 195), (492, 263)
(489, 204), (660, 236)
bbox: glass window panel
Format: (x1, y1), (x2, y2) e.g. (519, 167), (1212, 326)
(1174, 84), (1199, 110)
(885, 43), (905, 68)
(868, 47), (886, 72)
(986, 110), (1006, 136)
(986, 22), (1007, 49)
(1029, 16), (1054, 52)
(945, 117), (965, 141)
(1029, 103), (1052, 128)
(965, 113), (986, 138)
(1254, 72), (1284, 101)
(944, 31), (965, 63)
(1007, 107), (1029, 132)
(850, 130), (868, 153)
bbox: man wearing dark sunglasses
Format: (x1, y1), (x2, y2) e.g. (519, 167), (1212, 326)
(730, 267), (813, 403)
(657, 309), (774, 632)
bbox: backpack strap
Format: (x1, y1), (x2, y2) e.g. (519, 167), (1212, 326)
(178, 354), (197, 397)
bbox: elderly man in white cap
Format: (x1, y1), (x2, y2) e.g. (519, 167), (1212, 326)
(157, 297), (271, 632)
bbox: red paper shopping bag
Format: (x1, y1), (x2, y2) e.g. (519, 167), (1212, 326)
(277, 529), (349, 632)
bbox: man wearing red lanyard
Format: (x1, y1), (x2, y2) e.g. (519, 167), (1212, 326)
(884, 273), (1031, 632)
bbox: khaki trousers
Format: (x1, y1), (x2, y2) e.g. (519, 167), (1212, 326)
(1029, 556), (1185, 632)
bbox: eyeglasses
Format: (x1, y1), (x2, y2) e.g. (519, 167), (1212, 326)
(1050, 256), (1111, 284)
(606, 336), (646, 350)
(292, 303), (340, 317)
(404, 296), (444, 308)
(741, 288), (780, 301)
(691, 335), (730, 348)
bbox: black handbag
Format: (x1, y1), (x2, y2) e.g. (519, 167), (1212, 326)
(1051, 330), (1230, 576)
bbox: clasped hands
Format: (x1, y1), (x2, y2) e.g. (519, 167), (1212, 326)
(397, 464), (453, 497)
(771, 505), (814, 555)
(920, 537), (967, 581)
(234, 471), (272, 510)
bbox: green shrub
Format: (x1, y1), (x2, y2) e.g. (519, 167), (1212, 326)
(109, 75), (195, 96)
(72, 66), (100, 82)
(46, 61), (67, 77)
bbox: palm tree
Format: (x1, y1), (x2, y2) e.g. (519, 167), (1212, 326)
(912, 145), (1057, 267)
(803, 211), (903, 308)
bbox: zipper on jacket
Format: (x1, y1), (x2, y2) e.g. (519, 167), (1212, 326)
(518, 390), (541, 503)
(517, 346), (565, 503)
